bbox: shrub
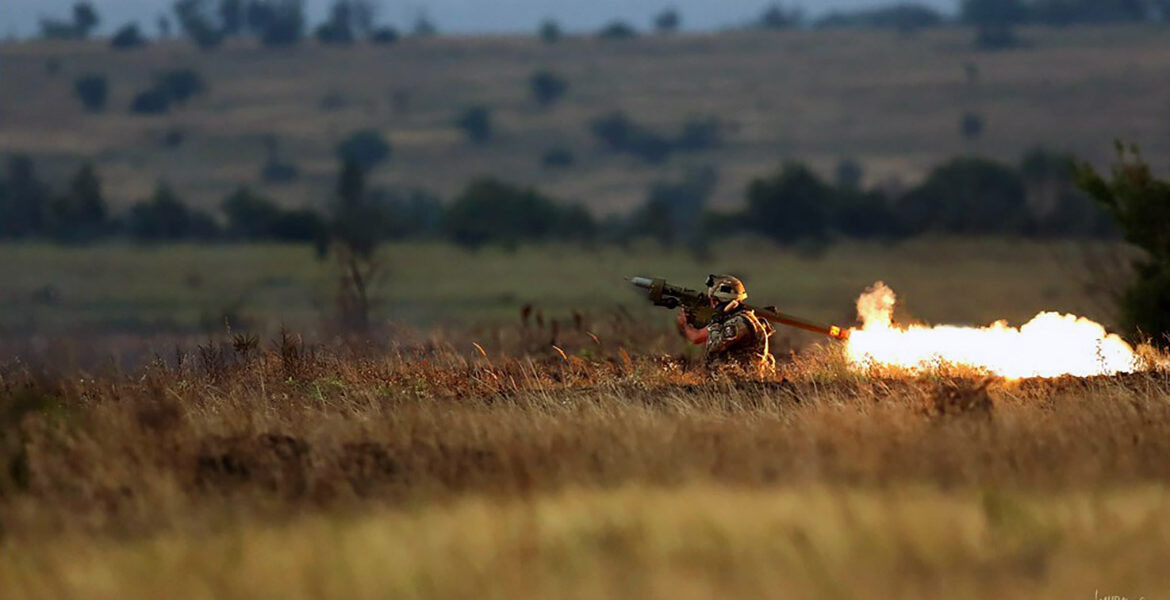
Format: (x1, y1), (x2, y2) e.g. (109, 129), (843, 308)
(444, 178), (594, 248)
(370, 27), (399, 44)
(455, 106), (493, 144)
(745, 162), (833, 244)
(538, 19), (561, 43)
(897, 157), (1031, 235)
(961, 112), (985, 140)
(1075, 145), (1170, 343)
(155, 68), (207, 105)
(530, 71), (568, 107)
(597, 21), (638, 40)
(110, 23), (148, 49)
(73, 75), (108, 112)
(128, 185), (220, 240)
(336, 129), (391, 171)
(589, 111), (672, 164)
(130, 89), (170, 115)
(541, 147), (575, 169)
(675, 116), (721, 152)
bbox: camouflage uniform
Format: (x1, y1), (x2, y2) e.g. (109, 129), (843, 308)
(704, 306), (775, 376)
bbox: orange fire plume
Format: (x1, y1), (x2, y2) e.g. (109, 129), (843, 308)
(845, 282), (1143, 379)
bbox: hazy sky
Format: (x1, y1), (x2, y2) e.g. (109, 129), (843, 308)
(4, 0), (958, 37)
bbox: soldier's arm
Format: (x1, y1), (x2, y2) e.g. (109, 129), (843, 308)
(707, 315), (751, 353)
(676, 310), (708, 345)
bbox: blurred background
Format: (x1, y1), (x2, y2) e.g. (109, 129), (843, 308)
(1, 0), (1168, 347)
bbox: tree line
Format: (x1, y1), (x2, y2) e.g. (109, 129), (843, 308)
(0, 149), (1114, 249)
(37, 1), (1168, 51)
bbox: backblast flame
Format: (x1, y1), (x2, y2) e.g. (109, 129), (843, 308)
(845, 282), (1141, 378)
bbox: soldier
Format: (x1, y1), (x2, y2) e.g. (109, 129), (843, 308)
(675, 274), (775, 376)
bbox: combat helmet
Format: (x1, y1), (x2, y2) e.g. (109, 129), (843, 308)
(706, 274), (747, 309)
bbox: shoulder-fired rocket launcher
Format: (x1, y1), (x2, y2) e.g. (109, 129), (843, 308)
(628, 276), (850, 341)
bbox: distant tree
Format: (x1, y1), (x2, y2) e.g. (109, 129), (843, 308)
(597, 21), (638, 40)
(630, 166), (716, 253)
(219, 186), (326, 242)
(455, 106), (493, 144)
(529, 70), (569, 107)
(815, 3), (943, 32)
(111, 23), (148, 49)
(961, 112), (985, 141)
(897, 157), (1031, 235)
(832, 189), (903, 239)
(835, 158), (864, 190)
(1029, 0), (1153, 25)
(155, 68), (208, 106)
(444, 178), (594, 248)
(219, 0), (244, 35)
(412, 12), (438, 37)
(757, 3), (802, 29)
(655, 7), (681, 33)
(221, 186), (281, 239)
(745, 163), (832, 244)
(173, 0), (225, 49)
(0, 156), (50, 238)
(675, 115), (722, 152)
(1076, 144), (1170, 343)
(40, 1), (101, 39)
(73, 75), (109, 112)
(131, 89), (171, 115)
(270, 209), (327, 243)
(73, 2), (100, 34)
(128, 184), (220, 240)
(589, 111), (672, 164)
(1021, 148), (1114, 237)
(258, 0), (305, 46)
(538, 19), (562, 43)
(162, 128), (187, 148)
(370, 26), (399, 44)
(328, 159), (387, 329)
(315, 0), (356, 44)
(541, 147), (575, 168)
(157, 14), (173, 38)
(336, 129), (392, 171)
(961, 0), (1025, 49)
(48, 164), (108, 241)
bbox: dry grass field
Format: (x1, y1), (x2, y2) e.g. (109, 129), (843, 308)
(1, 26), (1168, 214)
(1, 329), (1167, 599)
